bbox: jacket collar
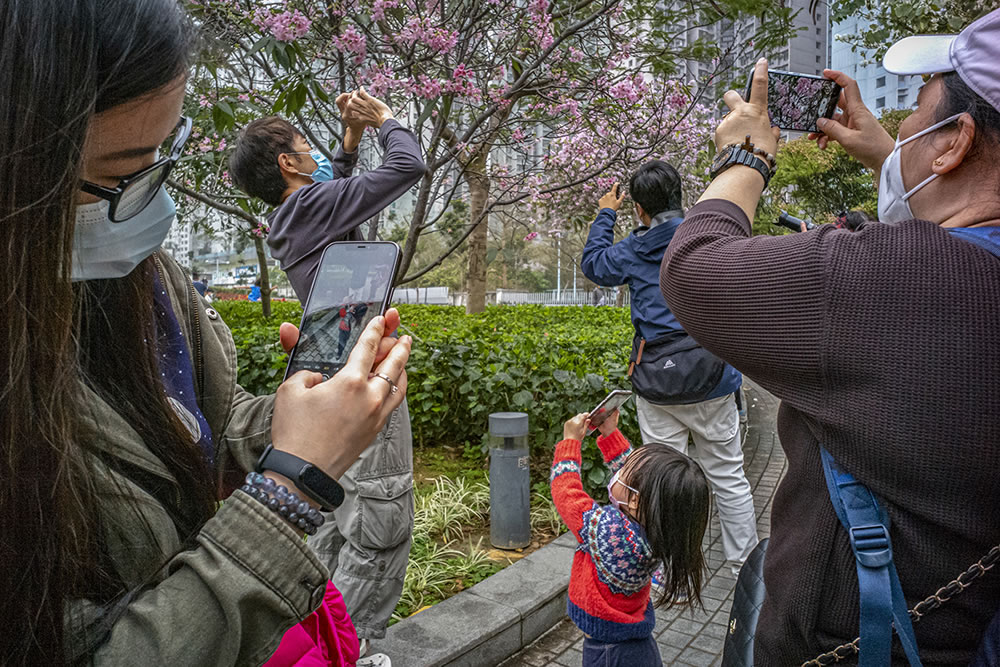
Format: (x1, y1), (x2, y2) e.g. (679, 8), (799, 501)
(635, 209), (683, 237)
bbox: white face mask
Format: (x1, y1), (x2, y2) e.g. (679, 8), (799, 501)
(877, 113), (962, 224)
(72, 186), (176, 281)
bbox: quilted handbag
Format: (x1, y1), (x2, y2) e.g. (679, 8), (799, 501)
(722, 538), (769, 667)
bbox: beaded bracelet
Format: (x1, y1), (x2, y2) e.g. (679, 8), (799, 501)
(240, 472), (326, 536)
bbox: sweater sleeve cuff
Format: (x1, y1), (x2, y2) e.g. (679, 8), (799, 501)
(686, 199), (752, 236)
(596, 430), (632, 472)
(377, 119), (403, 144)
(554, 438), (583, 463)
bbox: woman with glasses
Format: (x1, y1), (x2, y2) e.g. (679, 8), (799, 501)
(0, 1), (411, 665)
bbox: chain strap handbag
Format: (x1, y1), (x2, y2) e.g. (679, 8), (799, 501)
(802, 544), (1000, 666)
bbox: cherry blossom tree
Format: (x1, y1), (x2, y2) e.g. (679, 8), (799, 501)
(178, 0), (796, 312)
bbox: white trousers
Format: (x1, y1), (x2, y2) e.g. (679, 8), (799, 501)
(636, 393), (759, 571)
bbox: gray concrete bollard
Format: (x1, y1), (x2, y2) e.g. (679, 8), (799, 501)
(488, 412), (531, 550)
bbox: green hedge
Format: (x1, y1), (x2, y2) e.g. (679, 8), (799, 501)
(215, 301), (640, 494)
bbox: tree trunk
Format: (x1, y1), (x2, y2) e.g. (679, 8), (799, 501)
(464, 152), (490, 314)
(367, 210), (381, 241)
(254, 236), (272, 319)
(398, 170), (434, 280)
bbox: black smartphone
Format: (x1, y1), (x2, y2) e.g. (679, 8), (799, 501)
(746, 70), (841, 133)
(587, 389), (633, 435)
(284, 241), (401, 381)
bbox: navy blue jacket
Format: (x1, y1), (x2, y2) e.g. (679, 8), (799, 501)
(581, 208), (741, 400)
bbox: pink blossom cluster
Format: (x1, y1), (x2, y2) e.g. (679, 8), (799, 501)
(371, 0), (400, 20)
(395, 17), (459, 53)
(608, 75), (649, 104)
(526, 0), (554, 50)
(332, 26), (367, 64)
(358, 63), (402, 98)
(446, 64), (479, 99)
(252, 8), (312, 42)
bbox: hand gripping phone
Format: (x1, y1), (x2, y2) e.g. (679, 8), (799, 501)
(284, 241), (401, 381)
(746, 70), (841, 133)
(587, 389), (633, 435)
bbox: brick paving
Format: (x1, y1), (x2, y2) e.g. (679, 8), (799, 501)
(500, 381), (786, 667)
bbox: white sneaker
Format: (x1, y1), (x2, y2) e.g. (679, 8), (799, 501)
(356, 654), (391, 667)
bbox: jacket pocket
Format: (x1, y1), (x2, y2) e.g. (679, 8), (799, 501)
(355, 475), (414, 551)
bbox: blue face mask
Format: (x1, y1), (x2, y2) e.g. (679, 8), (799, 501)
(290, 150), (334, 183)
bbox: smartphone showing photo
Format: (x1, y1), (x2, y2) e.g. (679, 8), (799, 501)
(285, 241), (401, 381)
(587, 389), (633, 434)
(746, 70), (841, 133)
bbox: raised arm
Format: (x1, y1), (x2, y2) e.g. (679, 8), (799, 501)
(659, 59), (828, 409)
(581, 184), (630, 286)
(551, 414), (597, 544)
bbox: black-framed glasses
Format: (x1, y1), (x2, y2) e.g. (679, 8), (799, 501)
(80, 116), (193, 223)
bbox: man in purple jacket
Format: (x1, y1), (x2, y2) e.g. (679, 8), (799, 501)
(230, 89), (424, 653)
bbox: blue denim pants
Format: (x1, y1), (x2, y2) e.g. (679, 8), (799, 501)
(582, 634), (661, 667)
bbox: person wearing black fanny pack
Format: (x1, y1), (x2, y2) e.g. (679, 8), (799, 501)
(581, 161), (759, 577)
(661, 8), (1000, 662)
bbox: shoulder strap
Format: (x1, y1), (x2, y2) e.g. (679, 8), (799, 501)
(820, 447), (922, 666)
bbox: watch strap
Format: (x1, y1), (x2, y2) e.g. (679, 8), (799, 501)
(255, 445), (345, 511)
(712, 144), (774, 188)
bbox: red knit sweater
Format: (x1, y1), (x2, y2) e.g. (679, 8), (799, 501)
(550, 430), (656, 642)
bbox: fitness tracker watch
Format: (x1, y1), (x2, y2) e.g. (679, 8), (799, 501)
(255, 444), (345, 511)
(710, 135), (777, 189)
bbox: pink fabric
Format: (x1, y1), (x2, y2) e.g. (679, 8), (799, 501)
(264, 582), (361, 667)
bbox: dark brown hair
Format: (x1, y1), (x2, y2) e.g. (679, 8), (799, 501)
(230, 116), (305, 206)
(936, 71), (1000, 163)
(626, 444), (711, 609)
(0, 1), (214, 664)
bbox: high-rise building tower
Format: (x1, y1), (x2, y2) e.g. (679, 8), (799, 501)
(831, 16), (921, 114)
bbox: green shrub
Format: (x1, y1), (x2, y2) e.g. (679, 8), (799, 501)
(221, 301), (641, 495)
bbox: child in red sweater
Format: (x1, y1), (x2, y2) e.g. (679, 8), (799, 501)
(552, 410), (710, 666)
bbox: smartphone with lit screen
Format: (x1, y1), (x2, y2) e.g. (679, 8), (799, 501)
(746, 70), (841, 133)
(284, 241), (400, 381)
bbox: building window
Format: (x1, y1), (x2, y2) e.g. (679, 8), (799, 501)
(876, 96), (885, 108)
(898, 91), (907, 107)
(816, 41), (822, 49)
(816, 55), (821, 63)
(877, 76), (886, 88)
(816, 27), (821, 35)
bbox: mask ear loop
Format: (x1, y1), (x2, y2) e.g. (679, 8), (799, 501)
(896, 113), (963, 202)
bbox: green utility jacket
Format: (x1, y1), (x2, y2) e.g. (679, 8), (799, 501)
(68, 252), (328, 665)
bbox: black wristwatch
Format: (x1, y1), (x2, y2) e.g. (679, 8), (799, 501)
(255, 445), (345, 511)
(710, 135), (776, 189)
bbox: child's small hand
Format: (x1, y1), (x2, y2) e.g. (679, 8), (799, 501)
(563, 413), (590, 442)
(597, 409), (619, 437)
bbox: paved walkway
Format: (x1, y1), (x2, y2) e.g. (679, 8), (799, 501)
(500, 381), (786, 667)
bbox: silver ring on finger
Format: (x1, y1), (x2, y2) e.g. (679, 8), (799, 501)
(374, 372), (398, 394)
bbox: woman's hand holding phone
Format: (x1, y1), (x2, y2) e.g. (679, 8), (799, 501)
(809, 69), (895, 175)
(272, 309), (411, 481)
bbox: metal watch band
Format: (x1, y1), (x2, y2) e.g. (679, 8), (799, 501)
(255, 444), (345, 511)
(717, 147), (773, 188)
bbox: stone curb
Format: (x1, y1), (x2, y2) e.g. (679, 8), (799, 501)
(375, 531), (578, 667)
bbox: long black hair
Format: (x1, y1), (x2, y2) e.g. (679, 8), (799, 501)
(626, 444), (711, 609)
(0, 1), (213, 664)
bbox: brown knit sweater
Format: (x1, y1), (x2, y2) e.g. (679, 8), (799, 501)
(660, 199), (1000, 666)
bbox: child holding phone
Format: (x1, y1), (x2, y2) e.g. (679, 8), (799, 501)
(551, 410), (711, 666)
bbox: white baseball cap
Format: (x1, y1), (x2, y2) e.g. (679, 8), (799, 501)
(883, 7), (1000, 114)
